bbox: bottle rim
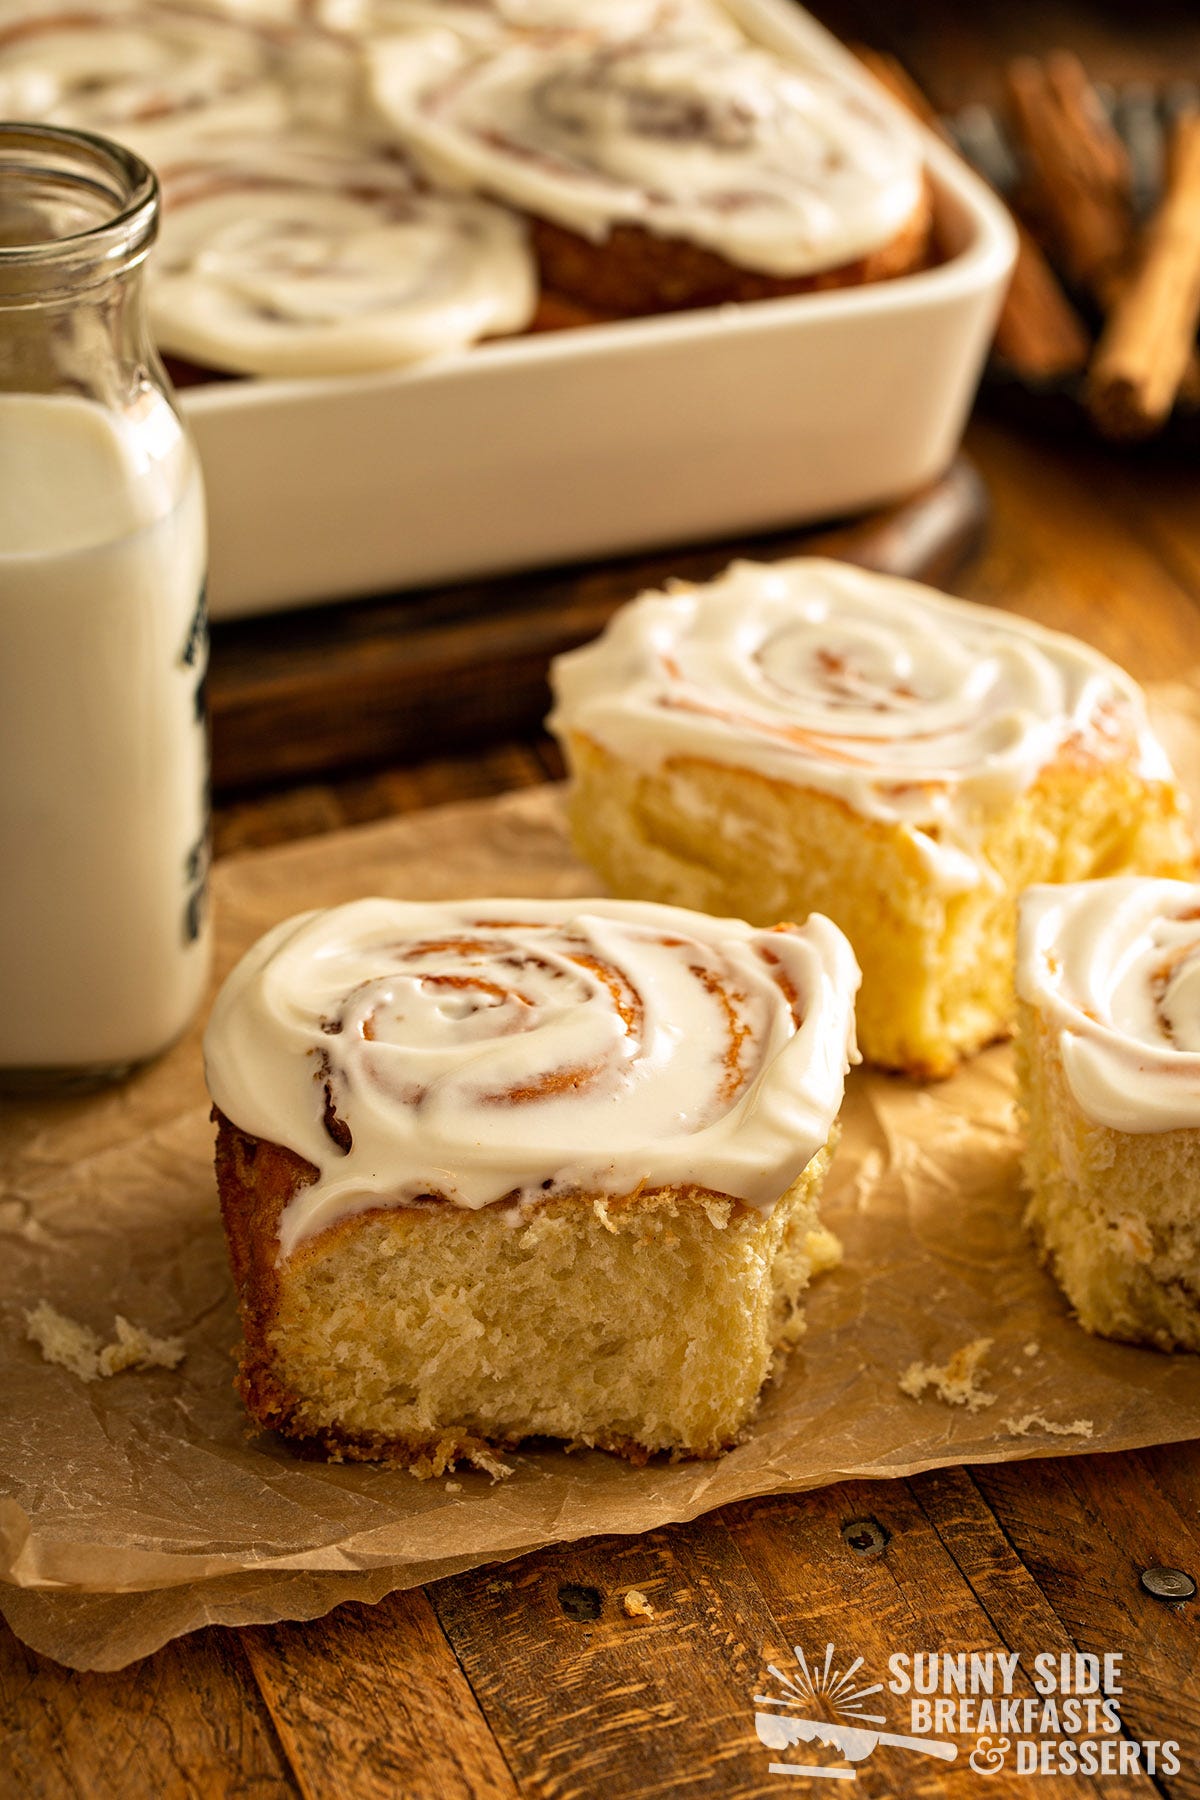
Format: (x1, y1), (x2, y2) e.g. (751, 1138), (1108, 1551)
(0, 122), (158, 300)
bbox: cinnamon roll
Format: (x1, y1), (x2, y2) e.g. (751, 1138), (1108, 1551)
(1017, 879), (1200, 1352)
(548, 557), (1195, 1078)
(368, 28), (931, 313)
(320, 0), (738, 49)
(149, 130), (536, 375)
(204, 895), (859, 1467)
(0, 6), (293, 160)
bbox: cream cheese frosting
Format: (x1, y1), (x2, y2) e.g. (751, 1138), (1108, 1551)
(150, 131), (536, 375)
(547, 557), (1177, 893)
(204, 895), (860, 1256)
(1018, 878), (1200, 1134)
(0, 8), (291, 159)
(368, 29), (923, 274)
(321, 0), (738, 47)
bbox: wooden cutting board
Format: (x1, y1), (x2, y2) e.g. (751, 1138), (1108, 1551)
(208, 456), (986, 793)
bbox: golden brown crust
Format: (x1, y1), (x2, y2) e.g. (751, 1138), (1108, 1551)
(530, 179), (933, 316)
(214, 1109), (754, 1468)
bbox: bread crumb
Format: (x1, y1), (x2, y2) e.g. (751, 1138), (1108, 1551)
(806, 1224), (843, 1276)
(407, 1440), (513, 1482)
(592, 1198), (620, 1234)
(624, 1589), (655, 1619)
(899, 1338), (996, 1411)
(1023, 1341), (1041, 1358)
(25, 1301), (184, 1383)
(472, 1448), (514, 1482)
(444, 1481), (462, 1494)
(1003, 1413), (1094, 1440)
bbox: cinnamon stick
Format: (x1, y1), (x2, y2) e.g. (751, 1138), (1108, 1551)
(855, 47), (1090, 380)
(1005, 50), (1134, 306)
(1088, 111), (1200, 438)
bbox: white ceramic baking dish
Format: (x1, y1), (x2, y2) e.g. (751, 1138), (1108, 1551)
(184, 0), (1016, 620)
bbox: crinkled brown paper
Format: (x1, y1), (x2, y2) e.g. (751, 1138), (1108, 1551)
(4, 686), (1200, 1672)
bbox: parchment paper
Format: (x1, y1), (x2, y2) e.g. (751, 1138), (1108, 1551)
(4, 684), (1200, 1672)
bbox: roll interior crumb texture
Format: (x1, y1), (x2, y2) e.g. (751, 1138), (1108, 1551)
(547, 558), (1195, 1079)
(1016, 879), (1200, 1352)
(204, 897), (860, 1470)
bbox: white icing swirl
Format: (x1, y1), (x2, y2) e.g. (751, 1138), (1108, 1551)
(320, 0), (738, 48)
(204, 895), (860, 1255)
(369, 29), (923, 275)
(1018, 879), (1200, 1133)
(0, 8), (291, 158)
(548, 558), (1177, 894)
(150, 131), (535, 374)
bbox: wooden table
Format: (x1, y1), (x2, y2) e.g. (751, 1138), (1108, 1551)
(9, 9), (1200, 1794)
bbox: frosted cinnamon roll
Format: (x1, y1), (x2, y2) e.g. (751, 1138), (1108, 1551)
(548, 557), (1195, 1077)
(205, 894), (859, 1467)
(1017, 879), (1200, 1352)
(369, 30), (930, 312)
(0, 7), (292, 159)
(320, 0), (737, 48)
(149, 130), (536, 375)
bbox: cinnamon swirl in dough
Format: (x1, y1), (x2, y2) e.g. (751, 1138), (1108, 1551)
(1017, 880), (1200, 1352)
(204, 896), (859, 1468)
(548, 558), (1194, 1078)
(369, 28), (931, 312)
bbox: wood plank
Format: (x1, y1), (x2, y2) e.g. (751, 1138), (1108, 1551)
(208, 459), (986, 794)
(0, 1620), (297, 1800)
(958, 417), (1200, 680)
(239, 1587), (519, 1800)
(428, 1515), (802, 1800)
(722, 1479), (1149, 1800)
(1079, 450), (1200, 615)
(212, 744), (554, 858)
(973, 1448), (1200, 1796)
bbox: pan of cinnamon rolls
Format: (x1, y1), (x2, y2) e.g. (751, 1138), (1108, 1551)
(0, 0), (1015, 614)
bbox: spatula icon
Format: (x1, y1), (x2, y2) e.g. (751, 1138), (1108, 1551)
(755, 1705), (958, 1771)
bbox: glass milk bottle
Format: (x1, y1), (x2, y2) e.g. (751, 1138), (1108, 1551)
(0, 125), (210, 1089)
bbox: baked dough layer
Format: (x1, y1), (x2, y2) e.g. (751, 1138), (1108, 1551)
(1017, 1001), (1200, 1352)
(215, 1113), (840, 1467)
(562, 733), (1194, 1078)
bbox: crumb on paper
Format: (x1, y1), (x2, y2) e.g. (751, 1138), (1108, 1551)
(444, 1481), (462, 1494)
(24, 1301), (185, 1383)
(1003, 1413), (1093, 1440)
(899, 1338), (996, 1412)
(473, 1448), (514, 1483)
(408, 1442), (513, 1483)
(1023, 1341), (1042, 1359)
(624, 1589), (655, 1619)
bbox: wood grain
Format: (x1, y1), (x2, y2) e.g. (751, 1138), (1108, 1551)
(722, 1479), (1148, 1800)
(429, 1519), (796, 1800)
(0, 1625), (296, 1800)
(974, 1448), (1200, 1795)
(956, 418), (1200, 680)
(240, 1588), (520, 1800)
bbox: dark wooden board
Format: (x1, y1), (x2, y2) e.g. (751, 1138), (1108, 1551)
(208, 457), (986, 794)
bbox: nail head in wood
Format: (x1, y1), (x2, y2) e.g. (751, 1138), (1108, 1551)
(841, 1517), (890, 1558)
(557, 1583), (603, 1621)
(1139, 1566), (1196, 1601)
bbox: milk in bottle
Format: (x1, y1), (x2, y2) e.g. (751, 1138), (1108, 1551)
(0, 125), (210, 1086)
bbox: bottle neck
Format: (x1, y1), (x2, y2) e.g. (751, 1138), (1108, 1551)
(0, 123), (161, 401)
